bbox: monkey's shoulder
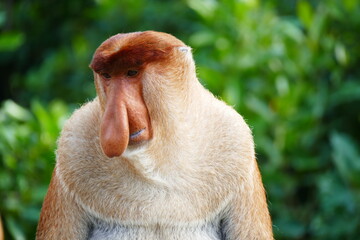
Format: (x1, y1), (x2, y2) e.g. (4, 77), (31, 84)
(56, 98), (103, 168)
(204, 98), (255, 159)
(60, 98), (101, 140)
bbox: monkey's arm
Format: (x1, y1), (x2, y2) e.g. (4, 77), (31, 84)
(223, 162), (273, 240)
(36, 167), (89, 240)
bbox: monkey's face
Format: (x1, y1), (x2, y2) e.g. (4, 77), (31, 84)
(94, 66), (152, 158)
(89, 31), (186, 158)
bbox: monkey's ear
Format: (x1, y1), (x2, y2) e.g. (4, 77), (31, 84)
(94, 73), (107, 109)
(177, 46), (191, 53)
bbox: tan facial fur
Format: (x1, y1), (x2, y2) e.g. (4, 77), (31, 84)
(36, 31), (273, 240)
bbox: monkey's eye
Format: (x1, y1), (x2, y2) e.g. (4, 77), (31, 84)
(127, 70), (138, 77)
(101, 73), (111, 79)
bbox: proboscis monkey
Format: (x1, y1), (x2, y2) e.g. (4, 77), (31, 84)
(36, 31), (273, 240)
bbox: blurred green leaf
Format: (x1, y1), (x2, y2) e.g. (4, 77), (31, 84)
(343, 0), (357, 11)
(2, 100), (32, 121)
(6, 216), (26, 240)
(186, 0), (217, 20)
(246, 96), (275, 123)
(3, 155), (16, 170)
(0, 11), (5, 27)
(0, 171), (12, 189)
(297, 0), (313, 28)
(0, 32), (24, 51)
(189, 30), (216, 47)
(331, 132), (360, 186)
(329, 81), (360, 106)
(276, 219), (306, 238)
(334, 42), (348, 66)
(223, 80), (241, 106)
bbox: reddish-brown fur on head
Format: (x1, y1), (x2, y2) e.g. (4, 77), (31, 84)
(89, 31), (186, 158)
(90, 31), (186, 74)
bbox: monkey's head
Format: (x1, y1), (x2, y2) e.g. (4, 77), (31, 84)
(90, 31), (193, 158)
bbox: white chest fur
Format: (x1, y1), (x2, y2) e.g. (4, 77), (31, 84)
(88, 219), (225, 240)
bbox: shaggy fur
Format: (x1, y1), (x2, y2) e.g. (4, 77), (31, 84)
(0, 217), (3, 240)
(36, 31), (273, 239)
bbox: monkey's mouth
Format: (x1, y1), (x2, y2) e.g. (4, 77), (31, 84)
(130, 128), (146, 140)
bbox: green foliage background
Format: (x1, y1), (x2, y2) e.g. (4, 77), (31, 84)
(1, 0), (360, 239)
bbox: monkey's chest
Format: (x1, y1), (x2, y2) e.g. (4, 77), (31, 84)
(87, 221), (223, 240)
